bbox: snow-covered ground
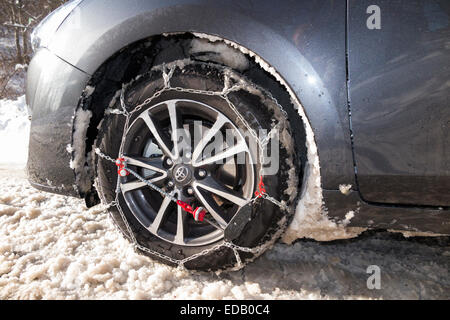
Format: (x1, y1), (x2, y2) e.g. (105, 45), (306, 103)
(0, 95), (30, 165)
(0, 96), (449, 299)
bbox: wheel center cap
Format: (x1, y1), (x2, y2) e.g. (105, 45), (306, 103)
(173, 164), (192, 184)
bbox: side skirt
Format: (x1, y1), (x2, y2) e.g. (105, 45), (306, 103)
(324, 190), (450, 235)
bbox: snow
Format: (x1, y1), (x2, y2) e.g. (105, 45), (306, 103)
(0, 38), (447, 299)
(339, 184), (352, 195)
(0, 170), (448, 299)
(189, 38), (249, 71)
(70, 107), (93, 194)
(343, 211), (355, 226)
(0, 92), (448, 299)
(0, 169), (320, 299)
(0, 95), (30, 166)
(15, 64), (26, 71)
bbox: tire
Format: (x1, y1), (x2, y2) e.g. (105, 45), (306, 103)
(95, 60), (301, 271)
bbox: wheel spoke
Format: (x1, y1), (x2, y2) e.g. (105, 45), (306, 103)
(123, 155), (166, 174)
(194, 177), (248, 207)
(192, 185), (228, 228)
(120, 180), (147, 193)
(193, 140), (247, 167)
(120, 170), (166, 193)
(139, 110), (175, 159)
(166, 100), (182, 158)
(192, 114), (228, 164)
(174, 194), (187, 245)
(148, 196), (172, 233)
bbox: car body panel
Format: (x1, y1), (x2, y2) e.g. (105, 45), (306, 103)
(26, 48), (89, 196)
(48, 0), (355, 191)
(323, 190), (450, 234)
(348, 0), (450, 206)
(25, 0), (450, 234)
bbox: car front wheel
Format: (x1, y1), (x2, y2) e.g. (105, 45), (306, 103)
(96, 60), (301, 271)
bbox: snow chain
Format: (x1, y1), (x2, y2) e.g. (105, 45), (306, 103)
(95, 64), (289, 270)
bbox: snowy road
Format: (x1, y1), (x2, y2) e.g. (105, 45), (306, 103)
(0, 167), (449, 299)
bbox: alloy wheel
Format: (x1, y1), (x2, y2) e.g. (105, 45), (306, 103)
(119, 99), (255, 246)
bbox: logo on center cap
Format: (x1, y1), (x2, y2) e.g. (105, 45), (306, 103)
(175, 166), (189, 182)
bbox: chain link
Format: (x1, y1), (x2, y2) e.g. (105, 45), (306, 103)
(95, 64), (290, 269)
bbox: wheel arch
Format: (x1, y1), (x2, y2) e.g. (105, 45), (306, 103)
(72, 32), (312, 204)
(60, 0), (355, 212)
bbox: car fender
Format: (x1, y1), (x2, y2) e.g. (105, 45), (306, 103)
(49, 0), (355, 191)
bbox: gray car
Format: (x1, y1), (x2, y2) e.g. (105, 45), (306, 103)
(26, 0), (450, 270)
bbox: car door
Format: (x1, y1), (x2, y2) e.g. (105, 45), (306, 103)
(347, 0), (450, 206)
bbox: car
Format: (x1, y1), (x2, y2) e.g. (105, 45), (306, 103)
(26, 0), (450, 270)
